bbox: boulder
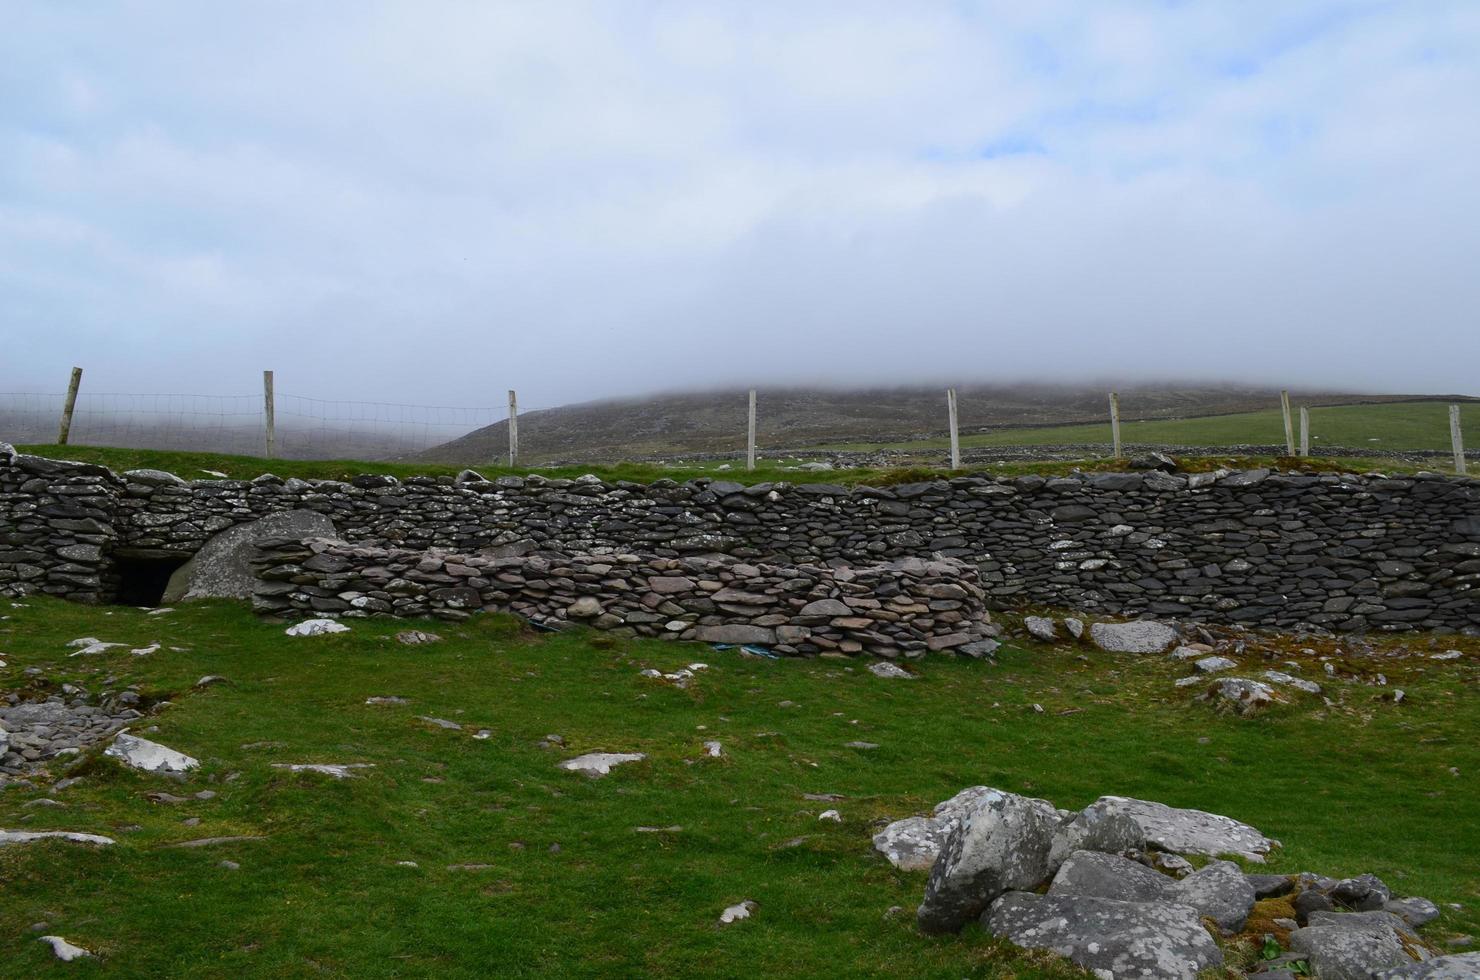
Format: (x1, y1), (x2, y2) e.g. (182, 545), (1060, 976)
(916, 789), (1060, 934)
(985, 892), (1223, 979)
(1290, 911), (1430, 979)
(1203, 677), (1282, 715)
(1089, 620), (1178, 654)
(105, 732), (199, 774)
(1384, 897), (1441, 927)
(1170, 860), (1255, 932)
(1375, 953), (1480, 978)
(163, 510), (336, 603)
(1048, 850), (1174, 903)
(867, 661), (914, 680)
(1047, 806), (1145, 867)
(1332, 873), (1391, 911)
(1079, 796), (1279, 863)
(1023, 616), (1057, 641)
(873, 786), (1001, 872)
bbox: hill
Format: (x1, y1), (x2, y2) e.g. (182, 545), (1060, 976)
(418, 383), (1453, 464)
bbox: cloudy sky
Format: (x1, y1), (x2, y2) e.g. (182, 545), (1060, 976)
(3, 1), (1478, 411)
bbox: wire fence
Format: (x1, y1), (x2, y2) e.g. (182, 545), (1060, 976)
(0, 390), (508, 461)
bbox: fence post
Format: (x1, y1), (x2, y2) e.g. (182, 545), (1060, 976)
(263, 370), (276, 459)
(56, 366), (83, 445)
(1280, 390), (1295, 457)
(1299, 406), (1310, 458)
(947, 388), (961, 470)
(507, 390), (519, 468)
(746, 389), (756, 472)
(1453, 404), (1468, 475)
(1109, 391), (1122, 460)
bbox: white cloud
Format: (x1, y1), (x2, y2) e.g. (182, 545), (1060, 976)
(1, 0), (1477, 408)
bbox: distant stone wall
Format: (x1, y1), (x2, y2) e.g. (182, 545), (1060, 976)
(250, 539), (1000, 658)
(3, 444), (1478, 634)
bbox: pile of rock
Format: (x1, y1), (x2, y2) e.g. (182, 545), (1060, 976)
(249, 538), (1001, 658)
(0, 690), (146, 777)
(878, 786), (1459, 979)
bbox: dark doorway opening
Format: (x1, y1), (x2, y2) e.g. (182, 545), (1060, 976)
(113, 554), (188, 607)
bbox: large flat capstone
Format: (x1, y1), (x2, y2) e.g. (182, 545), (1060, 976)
(163, 510), (336, 603)
(1080, 795), (1280, 862)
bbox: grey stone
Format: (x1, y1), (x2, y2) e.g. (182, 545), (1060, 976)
(557, 752), (645, 778)
(1384, 896), (1441, 927)
(800, 598), (851, 617)
(1089, 620), (1178, 654)
(985, 892), (1223, 979)
(1332, 873), (1391, 911)
(1374, 953), (1480, 978)
(163, 510), (336, 603)
(1048, 850), (1174, 903)
(916, 789), (1060, 934)
(1023, 616), (1057, 641)
(1290, 911), (1429, 980)
(1079, 796), (1280, 862)
(104, 732), (199, 774)
(1170, 859), (1255, 932)
(694, 624), (776, 646)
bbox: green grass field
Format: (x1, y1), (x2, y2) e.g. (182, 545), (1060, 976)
(1, 599), (1475, 977)
(826, 400), (1479, 454)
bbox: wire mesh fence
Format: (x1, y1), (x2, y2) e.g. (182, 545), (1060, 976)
(0, 390), (506, 462)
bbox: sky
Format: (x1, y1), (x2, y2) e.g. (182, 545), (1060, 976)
(3, 0), (1479, 412)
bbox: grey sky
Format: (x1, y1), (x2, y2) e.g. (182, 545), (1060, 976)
(3, 1), (1478, 411)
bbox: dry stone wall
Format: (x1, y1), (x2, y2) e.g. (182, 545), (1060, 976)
(3, 445), (1479, 634)
(250, 538), (1001, 658)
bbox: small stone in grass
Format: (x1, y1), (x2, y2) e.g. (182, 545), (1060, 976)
(285, 619), (349, 637)
(219, 860), (240, 870)
(845, 741), (879, 750)
(40, 936), (91, 961)
(818, 809), (842, 822)
(395, 630), (441, 645)
(720, 900), (756, 925)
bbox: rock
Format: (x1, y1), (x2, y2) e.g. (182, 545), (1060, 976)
(719, 900), (756, 924)
(1246, 874), (1296, 899)
(1079, 796), (1280, 862)
(985, 892), (1223, 979)
(163, 510), (335, 602)
(873, 816), (946, 872)
(702, 740), (723, 758)
(1203, 677), (1282, 715)
(1064, 617), (1085, 639)
(195, 675), (229, 688)
(0, 829), (115, 846)
(1264, 669), (1323, 694)
(567, 596), (603, 619)
(395, 630), (441, 645)
(1375, 953), (1480, 978)
(1385, 896), (1441, 927)
(557, 752), (646, 778)
(818, 809), (842, 823)
(105, 732), (199, 774)
(365, 696), (411, 706)
(867, 661), (914, 679)
(800, 598), (851, 617)
(39, 935), (92, 961)
(1023, 616), (1057, 641)
(916, 789), (1060, 934)
(1332, 873), (1392, 911)
(285, 619), (350, 637)
(1170, 860), (1255, 932)
(1047, 807), (1145, 868)
(1295, 888), (1336, 922)
(1290, 911), (1430, 979)
(1195, 655), (1237, 673)
(693, 624), (775, 646)
(1048, 850), (1174, 903)
(271, 763), (373, 779)
(1089, 620), (1178, 654)
(416, 716), (462, 731)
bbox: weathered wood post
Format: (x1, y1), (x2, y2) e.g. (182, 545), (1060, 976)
(57, 366), (83, 445)
(507, 390), (519, 468)
(1453, 404), (1468, 475)
(1109, 392), (1122, 460)
(1299, 406), (1310, 458)
(746, 388), (756, 472)
(947, 388), (961, 470)
(1280, 390), (1295, 457)
(263, 370), (276, 459)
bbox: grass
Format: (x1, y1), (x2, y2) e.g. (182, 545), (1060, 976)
(10, 443), (1434, 489)
(823, 400), (1480, 454)
(0, 598), (1476, 977)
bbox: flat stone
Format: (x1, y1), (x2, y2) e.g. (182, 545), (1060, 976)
(693, 624), (775, 646)
(985, 892), (1223, 979)
(395, 630), (441, 645)
(1079, 796), (1280, 862)
(105, 732), (199, 774)
(719, 900), (756, 924)
(1023, 616), (1057, 641)
(39, 936), (92, 962)
(557, 752), (646, 778)
(1375, 953), (1480, 978)
(867, 661), (914, 679)
(285, 619), (350, 637)
(1089, 620), (1178, 654)
(1290, 911), (1429, 979)
(163, 510), (336, 603)
(272, 763), (373, 779)
(0, 829), (115, 846)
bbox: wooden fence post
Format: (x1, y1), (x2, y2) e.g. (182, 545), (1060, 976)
(57, 366), (83, 445)
(1109, 392), (1122, 460)
(507, 390), (519, 468)
(1453, 404), (1468, 476)
(263, 370), (276, 459)
(1280, 390), (1295, 457)
(1299, 406), (1310, 458)
(947, 388), (961, 470)
(746, 389), (756, 472)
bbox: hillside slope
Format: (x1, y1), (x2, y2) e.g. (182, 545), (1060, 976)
(418, 382), (1442, 464)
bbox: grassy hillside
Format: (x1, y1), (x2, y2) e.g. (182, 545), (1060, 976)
(827, 400), (1480, 455)
(0, 599), (1475, 977)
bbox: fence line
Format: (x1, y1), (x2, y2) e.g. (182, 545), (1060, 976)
(1, 371), (1475, 473)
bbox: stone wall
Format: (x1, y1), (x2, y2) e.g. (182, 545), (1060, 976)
(3, 444), (1478, 634)
(250, 538), (1000, 658)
